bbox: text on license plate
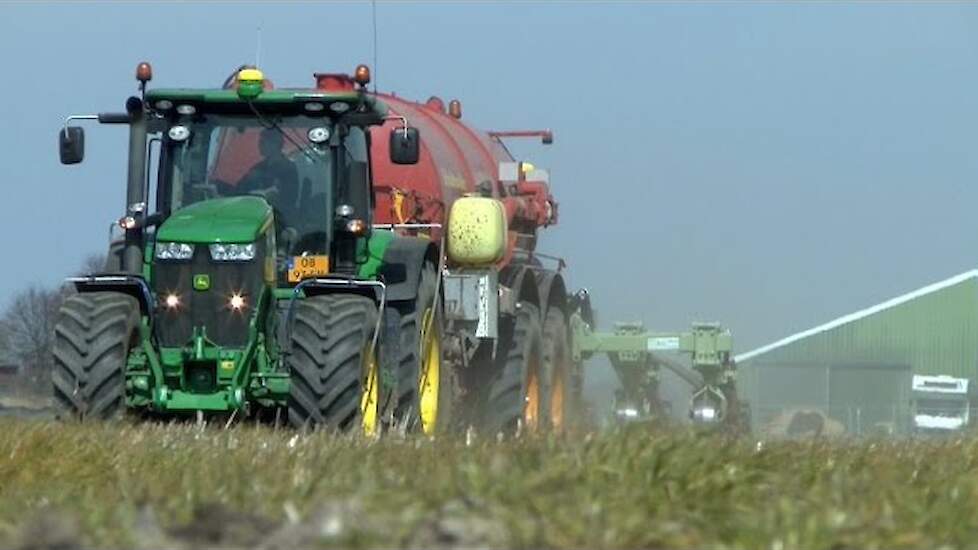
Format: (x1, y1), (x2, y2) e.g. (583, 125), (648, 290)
(288, 255), (330, 283)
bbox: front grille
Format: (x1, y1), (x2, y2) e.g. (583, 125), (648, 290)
(153, 241), (265, 348)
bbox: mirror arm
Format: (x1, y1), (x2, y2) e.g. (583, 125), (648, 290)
(62, 112), (130, 136)
(62, 115), (97, 137)
(98, 112), (131, 124)
(383, 115), (410, 137)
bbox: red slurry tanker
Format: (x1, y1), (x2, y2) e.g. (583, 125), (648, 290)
(350, 79), (580, 433)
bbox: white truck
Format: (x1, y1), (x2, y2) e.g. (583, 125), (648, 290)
(911, 374), (970, 433)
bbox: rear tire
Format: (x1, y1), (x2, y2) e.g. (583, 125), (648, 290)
(287, 294), (380, 432)
(388, 263), (457, 434)
(52, 292), (139, 420)
(485, 302), (543, 434)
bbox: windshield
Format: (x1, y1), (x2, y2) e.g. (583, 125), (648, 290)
(915, 398), (968, 416)
(163, 114), (333, 248)
(160, 113), (370, 276)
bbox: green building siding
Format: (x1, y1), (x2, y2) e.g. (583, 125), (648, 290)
(737, 272), (978, 433)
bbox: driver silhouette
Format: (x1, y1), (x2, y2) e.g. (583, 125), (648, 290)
(239, 129), (299, 215)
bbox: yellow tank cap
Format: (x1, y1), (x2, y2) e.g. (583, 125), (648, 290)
(447, 197), (508, 266)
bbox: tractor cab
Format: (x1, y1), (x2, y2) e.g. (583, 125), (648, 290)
(148, 71), (381, 285)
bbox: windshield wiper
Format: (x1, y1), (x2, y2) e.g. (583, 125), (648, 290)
(246, 101), (319, 163)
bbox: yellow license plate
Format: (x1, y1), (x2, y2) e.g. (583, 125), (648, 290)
(288, 255), (330, 283)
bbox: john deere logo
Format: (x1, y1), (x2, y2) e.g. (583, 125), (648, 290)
(193, 274), (210, 291)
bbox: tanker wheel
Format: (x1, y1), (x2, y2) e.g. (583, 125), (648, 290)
(288, 294), (381, 433)
(388, 263), (456, 434)
(52, 292), (139, 420)
(486, 302), (544, 434)
(542, 306), (574, 433)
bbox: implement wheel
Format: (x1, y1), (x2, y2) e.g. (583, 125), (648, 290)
(388, 263), (456, 434)
(52, 292), (139, 420)
(486, 302), (543, 434)
(542, 306), (573, 433)
(288, 294), (381, 433)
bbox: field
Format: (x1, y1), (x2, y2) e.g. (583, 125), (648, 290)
(0, 420), (976, 549)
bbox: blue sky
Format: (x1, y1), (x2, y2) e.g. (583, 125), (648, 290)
(3, 1), (978, 354)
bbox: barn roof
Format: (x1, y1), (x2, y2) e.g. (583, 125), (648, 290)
(735, 270), (978, 363)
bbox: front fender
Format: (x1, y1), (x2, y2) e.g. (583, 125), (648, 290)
(67, 274), (155, 319)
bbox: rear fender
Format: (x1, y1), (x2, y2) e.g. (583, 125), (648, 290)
(379, 237), (439, 303)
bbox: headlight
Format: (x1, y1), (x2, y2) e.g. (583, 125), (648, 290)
(209, 243), (255, 261)
(168, 125), (191, 142)
(307, 127), (330, 143)
(155, 242), (195, 260)
(163, 293), (181, 309)
(228, 293), (247, 311)
(691, 406), (719, 423)
(615, 408), (640, 419)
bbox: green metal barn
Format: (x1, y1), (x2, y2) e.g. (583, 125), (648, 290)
(736, 270), (978, 435)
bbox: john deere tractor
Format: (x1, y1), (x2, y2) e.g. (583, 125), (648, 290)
(53, 63), (445, 433)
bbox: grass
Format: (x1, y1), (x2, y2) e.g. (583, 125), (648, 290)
(0, 420), (976, 549)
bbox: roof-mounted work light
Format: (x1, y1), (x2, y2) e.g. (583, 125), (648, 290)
(354, 64), (371, 87)
(136, 62), (153, 84)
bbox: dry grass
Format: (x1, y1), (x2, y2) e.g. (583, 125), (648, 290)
(0, 419), (976, 549)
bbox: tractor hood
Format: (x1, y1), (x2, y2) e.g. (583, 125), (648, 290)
(157, 197), (273, 244)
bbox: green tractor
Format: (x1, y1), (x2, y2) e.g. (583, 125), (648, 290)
(53, 64), (445, 433)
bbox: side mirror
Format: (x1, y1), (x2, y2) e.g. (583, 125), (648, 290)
(389, 127), (420, 165)
(59, 126), (85, 165)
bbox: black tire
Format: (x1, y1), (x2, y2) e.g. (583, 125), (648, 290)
(485, 302), (543, 434)
(52, 292), (139, 420)
(287, 294), (379, 430)
(542, 306), (575, 433)
(387, 263), (457, 434)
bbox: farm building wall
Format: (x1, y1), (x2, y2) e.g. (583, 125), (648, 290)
(737, 271), (978, 435)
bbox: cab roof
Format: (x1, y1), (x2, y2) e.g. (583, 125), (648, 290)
(144, 88), (389, 119)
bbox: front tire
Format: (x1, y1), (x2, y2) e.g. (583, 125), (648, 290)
(287, 294), (381, 432)
(52, 292), (139, 420)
